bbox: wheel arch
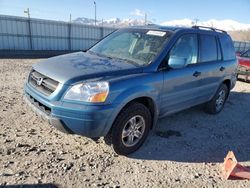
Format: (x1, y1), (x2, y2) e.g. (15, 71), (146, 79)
(121, 96), (157, 129)
(103, 95), (159, 137)
(223, 79), (231, 90)
(222, 79), (231, 99)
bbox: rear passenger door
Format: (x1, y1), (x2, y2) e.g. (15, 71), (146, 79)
(196, 34), (223, 101)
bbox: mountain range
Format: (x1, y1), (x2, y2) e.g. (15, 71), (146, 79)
(73, 17), (250, 31)
(73, 17), (151, 27)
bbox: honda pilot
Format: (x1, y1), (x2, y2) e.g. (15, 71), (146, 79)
(24, 25), (237, 155)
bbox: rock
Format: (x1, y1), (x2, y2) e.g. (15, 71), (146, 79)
(5, 148), (15, 155)
(37, 148), (46, 153)
(79, 167), (86, 172)
(62, 162), (74, 171)
(193, 173), (202, 179)
(175, 178), (180, 182)
(0, 172), (14, 176)
(37, 179), (43, 184)
(27, 147), (38, 152)
(4, 139), (13, 143)
(112, 153), (119, 157)
(15, 171), (25, 177)
(73, 154), (80, 160)
(3, 161), (14, 168)
(16, 143), (30, 148)
(59, 151), (67, 155)
(55, 157), (65, 162)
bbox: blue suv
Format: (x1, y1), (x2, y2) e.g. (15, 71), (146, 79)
(24, 25), (237, 155)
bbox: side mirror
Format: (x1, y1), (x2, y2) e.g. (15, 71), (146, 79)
(168, 56), (187, 69)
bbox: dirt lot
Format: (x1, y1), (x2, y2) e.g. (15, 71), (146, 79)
(0, 59), (250, 188)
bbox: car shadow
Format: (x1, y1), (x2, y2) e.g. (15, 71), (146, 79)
(129, 90), (250, 163)
(0, 184), (58, 188)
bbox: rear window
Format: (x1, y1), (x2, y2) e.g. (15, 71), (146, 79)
(200, 34), (217, 62)
(219, 35), (236, 61)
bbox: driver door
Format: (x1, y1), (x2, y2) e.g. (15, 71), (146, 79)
(160, 34), (204, 117)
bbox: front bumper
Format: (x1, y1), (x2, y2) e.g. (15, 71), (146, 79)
(24, 94), (75, 134)
(24, 84), (116, 138)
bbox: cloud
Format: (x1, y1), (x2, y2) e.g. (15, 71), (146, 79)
(131, 9), (144, 17)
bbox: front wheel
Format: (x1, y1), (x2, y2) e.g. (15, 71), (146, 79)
(105, 102), (151, 155)
(204, 84), (229, 114)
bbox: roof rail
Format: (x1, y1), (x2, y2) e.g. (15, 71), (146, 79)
(192, 25), (227, 33)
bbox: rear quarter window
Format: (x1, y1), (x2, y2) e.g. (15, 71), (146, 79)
(219, 35), (236, 61)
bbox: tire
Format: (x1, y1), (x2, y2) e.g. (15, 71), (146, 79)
(204, 84), (229, 114)
(104, 102), (151, 155)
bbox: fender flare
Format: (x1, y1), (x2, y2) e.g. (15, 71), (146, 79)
(102, 86), (160, 136)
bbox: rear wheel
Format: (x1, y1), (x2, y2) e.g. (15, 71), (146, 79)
(204, 84), (229, 114)
(105, 102), (151, 155)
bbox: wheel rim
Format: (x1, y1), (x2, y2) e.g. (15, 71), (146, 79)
(121, 115), (146, 147)
(215, 89), (226, 111)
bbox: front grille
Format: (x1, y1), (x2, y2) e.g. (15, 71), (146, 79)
(28, 70), (59, 96)
(26, 93), (51, 116)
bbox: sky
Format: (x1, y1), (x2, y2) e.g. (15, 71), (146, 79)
(0, 0), (249, 24)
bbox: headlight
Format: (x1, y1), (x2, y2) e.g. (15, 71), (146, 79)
(64, 81), (109, 103)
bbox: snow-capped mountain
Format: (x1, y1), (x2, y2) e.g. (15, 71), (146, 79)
(73, 17), (250, 31)
(160, 19), (250, 31)
(73, 17), (150, 27)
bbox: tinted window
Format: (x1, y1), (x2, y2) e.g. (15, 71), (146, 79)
(169, 34), (198, 65)
(200, 35), (217, 62)
(219, 35), (236, 60)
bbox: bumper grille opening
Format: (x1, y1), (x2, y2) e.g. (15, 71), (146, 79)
(28, 70), (59, 96)
(26, 93), (51, 116)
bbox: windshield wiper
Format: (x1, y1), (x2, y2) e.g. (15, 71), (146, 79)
(88, 50), (139, 66)
(88, 50), (113, 60)
(110, 56), (139, 67)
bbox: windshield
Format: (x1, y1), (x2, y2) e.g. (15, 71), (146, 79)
(89, 29), (171, 66)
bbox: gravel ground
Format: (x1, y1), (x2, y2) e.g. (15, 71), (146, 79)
(0, 58), (250, 188)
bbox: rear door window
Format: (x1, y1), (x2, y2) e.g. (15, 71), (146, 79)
(199, 35), (218, 62)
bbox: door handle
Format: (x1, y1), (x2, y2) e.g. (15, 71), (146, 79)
(193, 71), (201, 77)
(220, 66), (225, 71)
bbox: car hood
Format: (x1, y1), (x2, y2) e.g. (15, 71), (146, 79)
(33, 52), (142, 84)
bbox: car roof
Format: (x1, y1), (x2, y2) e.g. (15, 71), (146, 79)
(130, 24), (187, 31)
(130, 24), (228, 35)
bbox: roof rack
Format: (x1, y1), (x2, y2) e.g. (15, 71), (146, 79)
(192, 25), (227, 33)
